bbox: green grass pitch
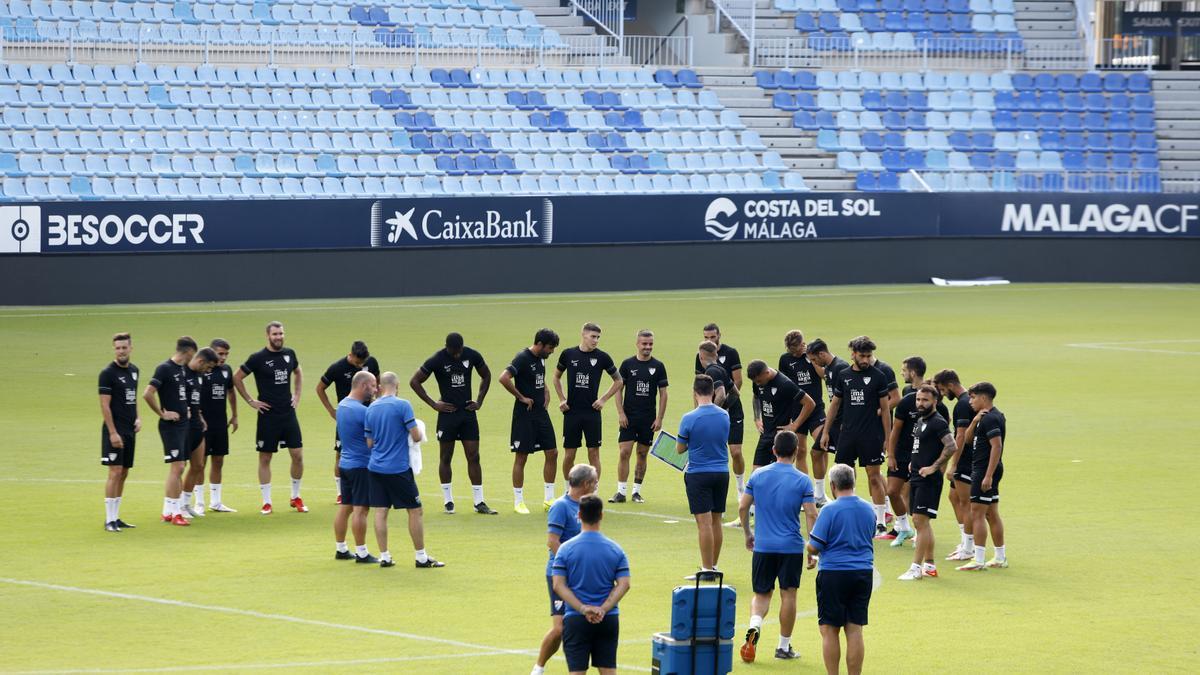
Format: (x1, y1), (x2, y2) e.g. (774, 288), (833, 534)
(1, 283), (1197, 673)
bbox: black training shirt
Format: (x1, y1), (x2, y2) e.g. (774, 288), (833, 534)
(421, 347), (485, 409)
(832, 365), (889, 436)
(754, 371), (804, 431)
(910, 412), (953, 471)
(200, 364), (233, 423)
(556, 347), (617, 412)
(778, 352), (824, 412)
(619, 356), (668, 417)
(971, 407), (1006, 472)
(150, 359), (189, 422)
(506, 348), (547, 410)
(322, 356), (381, 402)
(98, 362), (140, 433)
(240, 347), (299, 416)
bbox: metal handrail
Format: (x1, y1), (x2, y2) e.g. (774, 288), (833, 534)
(641, 16), (688, 66)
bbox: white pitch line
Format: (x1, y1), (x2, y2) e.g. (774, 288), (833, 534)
(0, 578), (526, 654)
(1065, 339), (1200, 356)
(6, 652), (517, 674)
(0, 284), (1127, 319)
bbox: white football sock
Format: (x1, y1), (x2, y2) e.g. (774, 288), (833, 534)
(336, 541), (349, 553)
(616, 481), (628, 496)
(260, 483), (272, 505)
(778, 635), (791, 651)
(379, 550), (392, 563)
(531, 666), (545, 675)
(194, 489), (205, 508)
(114, 496), (122, 519)
(735, 474), (745, 494)
(211, 483), (222, 505)
(885, 496), (894, 514)
(290, 479), (301, 500)
(873, 504), (886, 528)
(994, 545), (1006, 562)
(415, 549), (429, 563)
(962, 532), (974, 551)
(181, 492), (192, 508)
(355, 545), (369, 557)
(973, 538), (986, 564)
(749, 614), (763, 630)
(543, 483), (555, 502)
(334, 477), (341, 496)
(896, 514), (910, 532)
(104, 498), (116, 522)
(814, 479), (825, 500)
(441, 483), (454, 504)
(632, 481), (642, 495)
(162, 497), (172, 517)
(472, 485), (485, 505)
(513, 487), (524, 505)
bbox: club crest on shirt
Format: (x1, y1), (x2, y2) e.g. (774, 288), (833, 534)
(132, 372), (138, 380)
(719, 356), (726, 363)
(462, 360), (470, 369)
(589, 358), (597, 367)
(221, 371), (227, 380)
(649, 367), (657, 375)
(283, 355), (291, 363)
(863, 377), (872, 385)
(771, 387), (777, 395)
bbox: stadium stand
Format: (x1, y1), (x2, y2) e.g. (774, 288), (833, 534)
(753, 68), (1159, 192)
(0, 64), (805, 200)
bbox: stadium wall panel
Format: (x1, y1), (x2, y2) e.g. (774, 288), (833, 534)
(3, 237), (1198, 305)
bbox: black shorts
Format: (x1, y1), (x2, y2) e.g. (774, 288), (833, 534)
(205, 423), (229, 456)
(563, 411), (602, 449)
(752, 551), (805, 593)
(546, 575), (566, 616)
(969, 464), (1002, 504)
(798, 412), (826, 437)
(684, 471), (729, 514)
(256, 412), (303, 452)
(333, 429), (341, 453)
(562, 613), (619, 672)
(753, 431), (780, 467)
(834, 432), (885, 467)
(159, 420), (188, 463)
(340, 466), (371, 507)
(369, 469), (422, 510)
(888, 450), (912, 481)
(954, 447), (973, 483)
(816, 569), (873, 627)
(100, 426), (136, 468)
(437, 411), (480, 443)
(187, 425), (206, 456)
(821, 423), (840, 454)
(511, 407), (556, 453)
(908, 474), (943, 518)
(618, 415), (654, 445)
(727, 400), (745, 445)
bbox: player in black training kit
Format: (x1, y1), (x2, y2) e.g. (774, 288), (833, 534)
(317, 341), (380, 505)
(694, 324), (746, 494)
(957, 382), (1008, 571)
(143, 336), (198, 527)
(499, 328), (560, 515)
(99, 332), (141, 532)
(807, 339), (849, 507)
(932, 368), (977, 561)
(233, 321), (307, 516)
(698, 341), (736, 417)
(613, 330), (668, 504)
(884, 363), (948, 546)
(180, 347), (218, 519)
(898, 384), (959, 581)
(554, 323), (622, 489)
(200, 339), (239, 513)
(747, 360), (816, 474)
(821, 336), (893, 537)
(411, 332), (496, 515)
(777, 330), (826, 476)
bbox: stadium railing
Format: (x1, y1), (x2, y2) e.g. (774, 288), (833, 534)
(0, 26), (694, 69)
(753, 35), (1152, 71)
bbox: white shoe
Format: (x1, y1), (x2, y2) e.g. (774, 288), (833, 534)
(209, 503), (237, 513)
(723, 517), (742, 528)
(898, 567), (923, 581)
(179, 506), (196, 519)
(193, 504), (206, 516)
(945, 547), (974, 561)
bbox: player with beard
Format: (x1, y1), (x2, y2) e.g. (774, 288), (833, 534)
(807, 339), (850, 507)
(200, 339), (239, 513)
(99, 333), (141, 532)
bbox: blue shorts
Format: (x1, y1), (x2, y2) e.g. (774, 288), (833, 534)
(368, 469), (422, 510)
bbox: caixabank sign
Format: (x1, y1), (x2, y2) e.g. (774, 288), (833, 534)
(1, 193), (1195, 255)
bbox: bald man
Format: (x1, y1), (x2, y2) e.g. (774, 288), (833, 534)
(334, 370), (380, 563)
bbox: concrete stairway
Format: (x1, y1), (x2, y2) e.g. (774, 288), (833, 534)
(697, 66), (853, 191)
(1152, 70), (1200, 193)
(1013, 0), (1085, 69)
(516, 0), (609, 38)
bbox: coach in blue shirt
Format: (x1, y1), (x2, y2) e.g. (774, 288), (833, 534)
(737, 430), (817, 662)
(552, 494), (631, 675)
(531, 464), (599, 675)
(677, 374), (731, 573)
(806, 463), (876, 675)
(333, 371), (378, 563)
(366, 372), (444, 569)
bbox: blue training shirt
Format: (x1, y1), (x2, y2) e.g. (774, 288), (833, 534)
(364, 396), (418, 474)
(678, 403), (730, 474)
(551, 531), (631, 617)
(546, 494), (582, 577)
(335, 397), (370, 470)
(745, 462), (815, 554)
(808, 495), (876, 571)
